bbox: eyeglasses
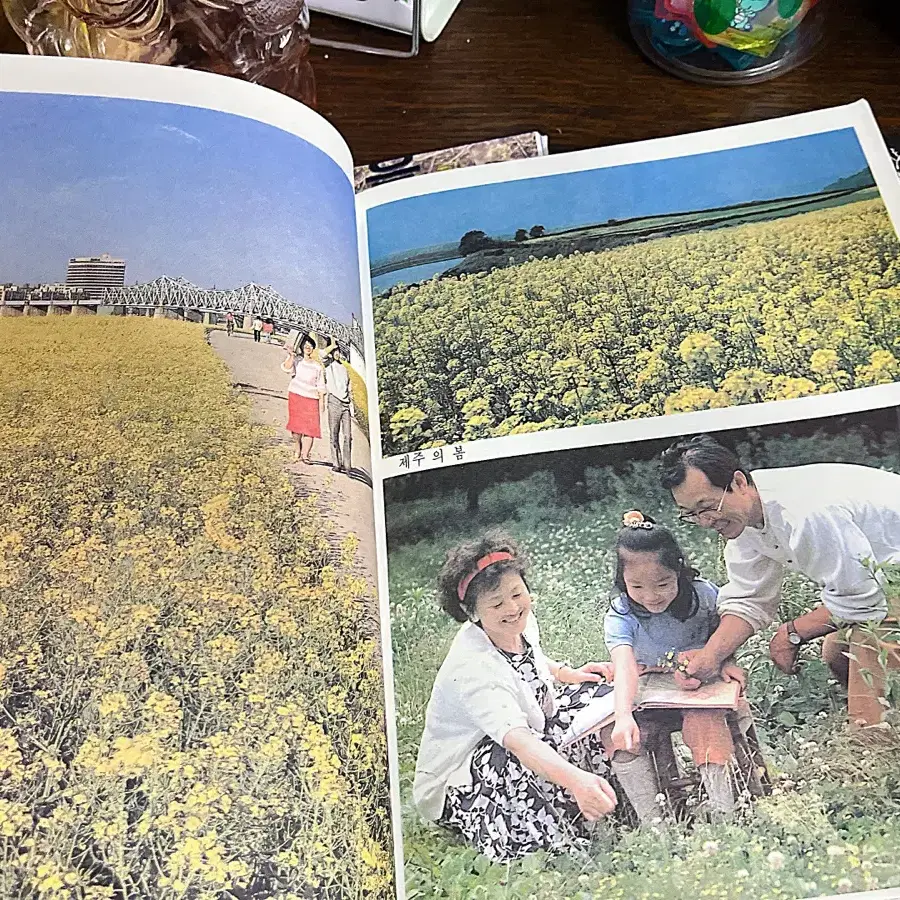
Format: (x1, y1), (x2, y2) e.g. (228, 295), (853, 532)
(678, 486), (728, 525)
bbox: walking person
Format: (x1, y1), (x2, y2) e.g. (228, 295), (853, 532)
(263, 319), (274, 343)
(282, 334), (326, 463)
(323, 343), (353, 475)
(252, 316), (263, 343)
(225, 310), (235, 337)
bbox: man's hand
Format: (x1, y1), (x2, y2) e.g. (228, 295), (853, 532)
(571, 771), (618, 821)
(720, 662), (747, 691)
(611, 713), (641, 753)
(769, 624), (801, 675)
(678, 648), (715, 687)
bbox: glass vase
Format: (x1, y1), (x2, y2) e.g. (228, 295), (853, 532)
(1, 0), (316, 107)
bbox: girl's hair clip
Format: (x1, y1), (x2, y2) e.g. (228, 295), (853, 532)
(622, 510), (654, 530)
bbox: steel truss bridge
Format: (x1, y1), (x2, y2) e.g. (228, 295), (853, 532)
(100, 276), (364, 357)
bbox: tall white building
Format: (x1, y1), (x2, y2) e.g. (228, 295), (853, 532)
(66, 254), (126, 300)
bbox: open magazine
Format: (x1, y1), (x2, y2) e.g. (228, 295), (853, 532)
(3, 54), (900, 900)
(561, 674), (741, 748)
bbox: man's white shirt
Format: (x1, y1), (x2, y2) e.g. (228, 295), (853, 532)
(324, 360), (351, 404)
(717, 463), (900, 630)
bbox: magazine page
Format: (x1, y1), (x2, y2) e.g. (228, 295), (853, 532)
(0, 56), (394, 898)
(356, 102), (900, 899)
(887, 132), (900, 178)
(353, 132), (548, 193)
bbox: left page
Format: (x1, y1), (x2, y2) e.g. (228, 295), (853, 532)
(0, 55), (394, 899)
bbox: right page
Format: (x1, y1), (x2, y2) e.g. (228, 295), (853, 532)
(359, 102), (900, 900)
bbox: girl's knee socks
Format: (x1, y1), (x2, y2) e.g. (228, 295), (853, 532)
(611, 753), (661, 824)
(699, 762), (734, 818)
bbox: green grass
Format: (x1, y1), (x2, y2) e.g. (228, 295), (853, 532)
(346, 362), (370, 440)
(388, 464), (900, 900)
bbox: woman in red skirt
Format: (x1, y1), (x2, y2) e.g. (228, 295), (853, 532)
(282, 334), (326, 462)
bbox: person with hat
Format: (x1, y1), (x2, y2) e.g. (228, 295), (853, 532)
(323, 342), (353, 475)
(413, 531), (617, 862)
(281, 334), (325, 463)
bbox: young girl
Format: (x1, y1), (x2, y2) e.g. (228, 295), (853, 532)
(603, 510), (745, 823)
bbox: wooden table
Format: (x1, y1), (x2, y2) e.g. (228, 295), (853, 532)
(3, 1), (899, 163)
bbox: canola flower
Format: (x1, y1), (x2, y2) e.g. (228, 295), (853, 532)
(0, 318), (392, 899)
(375, 199), (900, 454)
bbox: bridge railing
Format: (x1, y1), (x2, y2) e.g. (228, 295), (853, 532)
(99, 278), (365, 358)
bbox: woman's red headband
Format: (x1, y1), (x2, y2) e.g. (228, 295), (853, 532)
(457, 551), (515, 604)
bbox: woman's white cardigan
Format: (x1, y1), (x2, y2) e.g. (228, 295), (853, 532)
(412, 613), (557, 822)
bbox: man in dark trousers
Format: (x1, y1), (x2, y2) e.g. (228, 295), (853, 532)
(323, 343), (352, 475)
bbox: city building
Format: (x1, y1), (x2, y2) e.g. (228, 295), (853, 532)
(66, 254), (126, 300)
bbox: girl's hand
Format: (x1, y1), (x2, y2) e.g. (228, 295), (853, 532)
(720, 663), (746, 691)
(571, 771), (617, 821)
(563, 661), (614, 684)
(611, 713), (641, 753)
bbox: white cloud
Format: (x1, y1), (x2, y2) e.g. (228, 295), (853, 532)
(159, 124), (204, 147)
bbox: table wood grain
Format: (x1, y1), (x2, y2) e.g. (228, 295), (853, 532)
(2, 1), (899, 164)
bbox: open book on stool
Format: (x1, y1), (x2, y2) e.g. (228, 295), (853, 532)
(562, 674), (741, 748)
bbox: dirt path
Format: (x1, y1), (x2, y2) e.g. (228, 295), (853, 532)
(209, 330), (377, 593)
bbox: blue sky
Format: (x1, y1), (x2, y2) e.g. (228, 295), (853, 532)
(367, 128), (871, 262)
(0, 93), (360, 324)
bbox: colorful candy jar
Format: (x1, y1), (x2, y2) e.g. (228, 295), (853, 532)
(629, 0), (828, 84)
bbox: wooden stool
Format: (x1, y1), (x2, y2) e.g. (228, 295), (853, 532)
(646, 708), (770, 815)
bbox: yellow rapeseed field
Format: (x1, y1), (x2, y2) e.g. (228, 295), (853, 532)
(0, 317), (392, 899)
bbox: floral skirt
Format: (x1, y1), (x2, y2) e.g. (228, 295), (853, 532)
(439, 681), (611, 863)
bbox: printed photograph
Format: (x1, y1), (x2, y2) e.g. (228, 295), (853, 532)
(0, 92), (392, 898)
(385, 404), (900, 899)
(368, 128), (900, 457)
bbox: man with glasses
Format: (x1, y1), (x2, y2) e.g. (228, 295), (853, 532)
(659, 434), (900, 726)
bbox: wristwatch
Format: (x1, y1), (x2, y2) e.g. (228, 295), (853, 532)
(786, 620), (804, 646)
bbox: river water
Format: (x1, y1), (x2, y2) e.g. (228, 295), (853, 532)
(370, 257), (463, 295)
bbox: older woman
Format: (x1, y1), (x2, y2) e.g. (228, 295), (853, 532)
(282, 334), (325, 462)
(413, 531), (617, 863)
